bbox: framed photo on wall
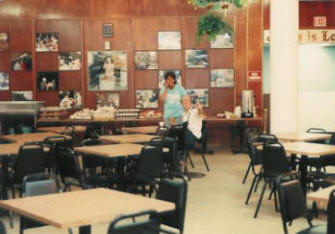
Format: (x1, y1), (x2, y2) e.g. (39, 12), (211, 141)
(103, 23), (113, 37)
(96, 93), (120, 109)
(36, 33), (59, 52)
(59, 90), (82, 109)
(0, 72), (10, 90)
(210, 32), (234, 49)
(136, 90), (159, 108)
(11, 53), (32, 71)
(58, 52), (82, 71)
(87, 51), (127, 91)
(37, 71), (59, 91)
(186, 88), (209, 107)
(158, 31), (181, 50)
(134, 51), (158, 70)
(185, 50), (208, 68)
(11, 91), (33, 101)
(210, 69), (234, 88)
(0, 32), (9, 51)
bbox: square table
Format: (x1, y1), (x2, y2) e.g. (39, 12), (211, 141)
(0, 132), (70, 144)
(38, 126), (87, 134)
(275, 132), (331, 142)
(121, 126), (158, 135)
(74, 143), (144, 159)
(307, 185), (335, 204)
(0, 188), (175, 234)
(99, 134), (158, 144)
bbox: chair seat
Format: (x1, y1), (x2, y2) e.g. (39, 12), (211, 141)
(297, 224), (327, 234)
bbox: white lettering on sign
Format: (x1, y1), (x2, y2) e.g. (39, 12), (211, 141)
(264, 30), (335, 44)
(314, 16), (327, 27)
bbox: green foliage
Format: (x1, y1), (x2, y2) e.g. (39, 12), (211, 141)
(191, 0), (246, 8)
(196, 13), (232, 43)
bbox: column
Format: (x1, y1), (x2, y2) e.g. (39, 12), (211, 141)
(270, 0), (299, 133)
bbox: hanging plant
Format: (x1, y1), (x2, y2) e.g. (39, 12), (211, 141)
(188, 0), (248, 9)
(196, 12), (232, 43)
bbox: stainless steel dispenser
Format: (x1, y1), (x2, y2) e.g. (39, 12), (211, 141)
(241, 90), (254, 118)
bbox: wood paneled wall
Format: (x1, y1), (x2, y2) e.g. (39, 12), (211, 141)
(0, 0), (263, 145)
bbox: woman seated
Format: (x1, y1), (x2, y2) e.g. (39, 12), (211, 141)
(182, 95), (204, 150)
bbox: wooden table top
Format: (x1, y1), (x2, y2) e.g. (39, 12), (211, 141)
(0, 188), (174, 229)
(0, 132), (69, 144)
(100, 134), (158, 144)
(38, 126), (87, 134)
(275, 132), (331, 142)
(122, 126), (158, 134)
(282, 142), (335, 157)
(0, 143), (25, 155)
(307, 185), (335, 203)
(75, 143), (143, 158)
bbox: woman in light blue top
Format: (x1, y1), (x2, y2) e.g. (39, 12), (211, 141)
(159, 71), (186, 127)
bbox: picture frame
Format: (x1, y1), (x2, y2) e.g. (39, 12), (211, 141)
(158, 70), (182, 89)
(0, 72), (10, 90)
(36, 32), (59, 52)
(58, 51), (82, 71)
(103, 23), (113, 38)
(96, 93), (120, 109)
(11, 52), (32, 71)
(59, 90), (82, 109)
(134, 51), (158, 70)
(158, 31), (181, 50)
(136, 90), (159, 109)
(37, 71), (59, 91)
(186, 88), (209, 107)
(185, 50), (208, 68)
(0, 32), (9, 51)
(210, 32), (234, 49)
(210, 69), (234, 88)
(87, 51), (127, 91)
(11, 91), (33, 101)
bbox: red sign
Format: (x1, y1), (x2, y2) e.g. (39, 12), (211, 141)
(314, 16), (327, 27)
(248, 71), (262, 81)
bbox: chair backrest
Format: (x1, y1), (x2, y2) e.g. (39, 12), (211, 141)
(13, 142), (46, 184)
(248, 135), (263, 166)
(148, 137), (164, 148)
(81, 138), (105, 170)
(327, 189), (335, 234)
(307, 128), (326, 133)
(162, 137), (179, 172)
(156, 126), (169, 137)
(81, 138), (104, 146)
(258, 134), (278, 144)
(135, 146), (164, 183)
(262, 142), (290, 178)
(168, 125), (185, 151)
(277, 180), (307, 234)
(320, 154), (335, 167)
(22, 172), (58, 197)
(107, 210), (160, 234)
(156, 177), (188, 234)
(55, 146), (82, 185)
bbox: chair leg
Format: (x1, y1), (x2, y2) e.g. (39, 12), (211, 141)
(254, 175), (262, 192)
(187, 152), (195, 169)
(201, 151), (210, 171)
(268, 186), (274, 200)
(245, 175), (257, 205)
(254, 181), (267, 218)
(273, 184), (279, 212)
(242, 162), (252, 184)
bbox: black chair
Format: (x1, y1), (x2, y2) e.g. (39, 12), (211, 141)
(156, 126), (169, 137)
(307, 128), (327, 144)
(20, 172), (59, 234)
(123, 145), (164, 197)
(327, 189), (335, 234)
(156, 176), (188, 234)
(277, 179), (326, 234)
(253, 142), (298, 218)
(8, 142), (46, 198)
(55, 146), (95, 191)
(242, 127), (262, 184)
(107, 210), (175, 234)
(43, 135), (69, 173)
(193, 121), (210, 171)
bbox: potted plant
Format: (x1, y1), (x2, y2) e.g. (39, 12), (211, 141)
(196, 12), (232, 42)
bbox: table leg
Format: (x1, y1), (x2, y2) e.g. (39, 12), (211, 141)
(299, 155), (308, 196)
(290, 154), (297, 171)
(232, 121), (248, 154)
(1, 156), (9, 200)
(79, 225), (91, 234)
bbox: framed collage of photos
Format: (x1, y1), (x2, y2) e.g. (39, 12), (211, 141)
(0, 73), (9, 91)
(186, 89), (209, 107)
(210, 32), (234, 49)
(158, 31), (181, 50)
(58, 52), (82, 71)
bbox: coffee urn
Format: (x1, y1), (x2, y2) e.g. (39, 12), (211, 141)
(241, 90), (254, 118)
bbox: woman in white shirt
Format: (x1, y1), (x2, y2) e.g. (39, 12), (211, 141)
(182, 95), (204, 150)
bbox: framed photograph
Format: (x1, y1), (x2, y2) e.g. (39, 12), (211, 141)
(11, 53), (32, 71)
(103, 23), (113, 37)
(87, 51), (127, 91)
(158, 31), (181, 50)
(210, 69), (234, 88)
(37, 72), (59, 91)
(210, 32), (234, 49)
(0, 32), (9, 51)
(158, 70), (182, 89)
(134, 51), (158, 70)
(58, 52), (82, 71)
(185, 50), (208, 68)
(59, 90), (82, 109)
(11, 91), (33, 101)
(96, 93), (120, 109)
(186, 88), (209, 107)
(136, 90), (159, 108)
(36, 32), (59, 52)
(0, 72), (9, 90)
